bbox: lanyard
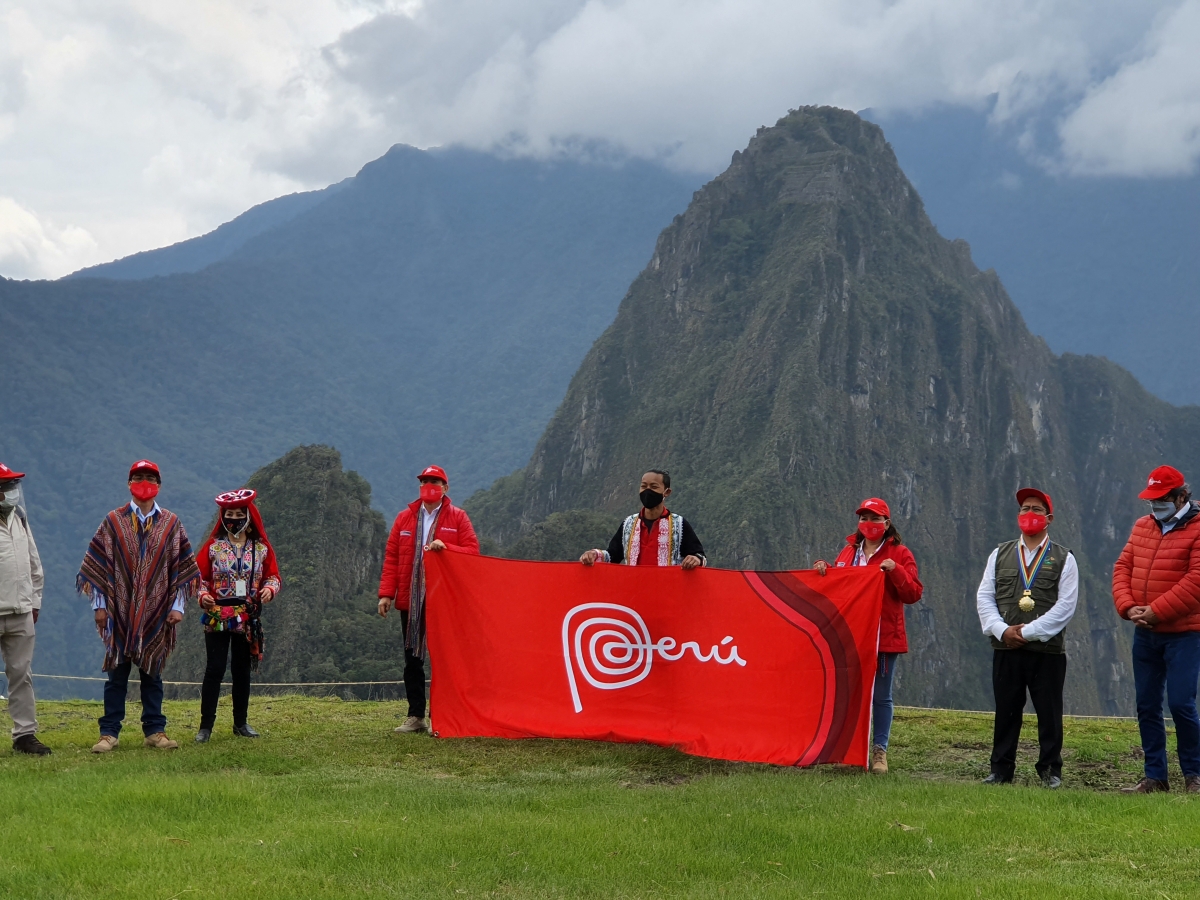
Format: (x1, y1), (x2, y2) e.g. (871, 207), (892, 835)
(229, 539), (257, 597)
(1018, 539), (1051, 607)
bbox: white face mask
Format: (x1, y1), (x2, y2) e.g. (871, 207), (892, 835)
(1150, 500), (1178, 522)
(0, 488), (19, 511)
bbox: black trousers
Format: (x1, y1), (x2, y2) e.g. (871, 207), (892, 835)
(990, 648), (1067, 780)
(200, 630), (252, 729)
(400, 609), (428, 718)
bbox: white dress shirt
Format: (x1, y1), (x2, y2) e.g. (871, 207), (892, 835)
(91, 502), (187, 615)
(419, 503), (441, 547)
(976, 535), (1078, 643)
(1159, 501), (1194, 534)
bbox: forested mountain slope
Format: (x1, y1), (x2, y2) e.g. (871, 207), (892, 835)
(467, 107), (1200, 715)
(0, 147), (697, 685)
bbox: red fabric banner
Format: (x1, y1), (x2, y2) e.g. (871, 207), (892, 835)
(424, 550), (885, 767)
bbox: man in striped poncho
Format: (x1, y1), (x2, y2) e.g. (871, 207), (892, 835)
(579, 470), (706, 569)
(77, 460), (200, 753)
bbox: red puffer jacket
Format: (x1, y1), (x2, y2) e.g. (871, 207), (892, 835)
(378, 498), (480, 609)
(1112, 509), (1200, 633)
(825, 537), (924, 653)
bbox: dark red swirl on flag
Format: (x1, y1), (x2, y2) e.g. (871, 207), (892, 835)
(742, 571), (865, 765)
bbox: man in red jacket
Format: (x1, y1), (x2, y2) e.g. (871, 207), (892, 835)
(1113, 465), (1200, 794)
(378, 465), (480, 734)
(976, 488), (1077, 788)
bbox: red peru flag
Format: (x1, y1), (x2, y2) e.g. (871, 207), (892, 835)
(424, 550), (885, 767)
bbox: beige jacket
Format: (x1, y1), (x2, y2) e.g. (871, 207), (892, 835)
(0, 509), (43, 615)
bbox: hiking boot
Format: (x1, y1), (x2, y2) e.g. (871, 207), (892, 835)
(143, 732), (179, 750)
(394, 716), (428, 734)
(13, 734), (51, 756)
(1121, 777), (1169, 794)
(194, 728), (211, 744)
(233, 723), (259, 738)
(982, 773), (1011, 785)
(92, 735), (119, 754)
(870, 745), (888, 774)
(1041, 775), (1062, 790)
(1185, 776), (1200, 794)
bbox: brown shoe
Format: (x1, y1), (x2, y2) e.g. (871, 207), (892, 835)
(1121, 777), (1169, 794)
(1186, 776), (1200, 794)
(91, 735), (119, 754)
(143, 732), (179, 750)
(870, 745), (888, 775)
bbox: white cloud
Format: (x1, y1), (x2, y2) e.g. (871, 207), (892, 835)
(0, 196), (97, 279)
(1058, 1), (1200, 176)
(0, 0), (1195, 278)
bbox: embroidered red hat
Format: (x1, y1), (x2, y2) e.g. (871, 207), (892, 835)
(856, 497), (890, 518)
(215, 489), (255, 508)
(1016, 487), (1053, 514)
(418, 465), (448, 483)
(128, 459), (160, 480)
(1139, 465), (1186, 500)
(0, 462), (24, 481)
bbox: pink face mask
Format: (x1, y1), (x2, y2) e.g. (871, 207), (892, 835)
(858, 521), (887, 543)
(1018, 512), (1048, 535)
(419, 482), (443, 504)
(130, 481), (160, 503)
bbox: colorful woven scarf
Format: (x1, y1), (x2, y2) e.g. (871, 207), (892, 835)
(406, 503), (442, 660)
(77, 506), (200, 675)
(621, 512), (683, 565)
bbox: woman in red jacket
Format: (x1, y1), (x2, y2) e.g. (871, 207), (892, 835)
(377, 465), (480, 734)
(816, 498), (923, 774)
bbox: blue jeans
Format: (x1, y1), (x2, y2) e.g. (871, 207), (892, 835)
(1132, 629), (1200, 781)
(99, 659), (166, 738)
(873, 652), (899, 750)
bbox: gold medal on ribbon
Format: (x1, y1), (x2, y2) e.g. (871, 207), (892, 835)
(1019, 590), (1036, 612)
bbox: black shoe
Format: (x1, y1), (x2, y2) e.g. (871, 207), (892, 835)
(194, 728), (212, 744)
(233, 723), (259, 738)
(1042, 775), (1062, 790)
(982, 773), (1011, 785)
(12, 734), (51, 756)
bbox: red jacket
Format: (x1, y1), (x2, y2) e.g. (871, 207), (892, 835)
(1112, 510), (1200, 633)
(378, 498), (480, 609)
(827, 537), (923, 653)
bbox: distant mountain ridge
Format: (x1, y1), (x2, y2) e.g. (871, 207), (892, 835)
(466, 106), (1200, 716)
(0, 145), (699, 689)
(68, 183), (348, 280)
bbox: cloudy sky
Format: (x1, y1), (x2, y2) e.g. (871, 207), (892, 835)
(1, 0), (1196, 279)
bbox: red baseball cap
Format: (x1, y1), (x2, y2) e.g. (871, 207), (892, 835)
(129, 459), (161, 479)
(1139, 465), (1186, 500)
(418, 465), (448, 483)
(0, 462), (24, 481)
(856, 498), (891, 518)
(1016, 488), (1053, 514)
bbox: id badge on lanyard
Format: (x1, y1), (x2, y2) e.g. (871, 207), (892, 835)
(232, 541), (255, 599)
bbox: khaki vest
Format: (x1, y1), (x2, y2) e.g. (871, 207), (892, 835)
(989, 539), (1069, 655)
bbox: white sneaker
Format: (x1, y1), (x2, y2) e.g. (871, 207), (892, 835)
(394, 716), (428, 734)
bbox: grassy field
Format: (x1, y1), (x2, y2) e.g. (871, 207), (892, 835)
(1, 698), (1197, 899)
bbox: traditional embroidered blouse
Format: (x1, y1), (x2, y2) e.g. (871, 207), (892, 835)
(199, 538), (280, 633)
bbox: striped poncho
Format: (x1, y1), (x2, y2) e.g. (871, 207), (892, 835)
(77, 505), (200, 675)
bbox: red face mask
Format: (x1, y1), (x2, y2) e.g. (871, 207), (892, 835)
(130, 481), (160, 503)
(1018, 512), (1048, 535)
(419, 482), (443, 504)
(858, 521), (888, 543)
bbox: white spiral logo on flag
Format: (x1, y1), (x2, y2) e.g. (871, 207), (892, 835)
(562, 602), (746, 713)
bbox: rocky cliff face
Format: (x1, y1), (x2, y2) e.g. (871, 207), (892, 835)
(167, 445), (399, 696)
(467, 107), (1200, 715)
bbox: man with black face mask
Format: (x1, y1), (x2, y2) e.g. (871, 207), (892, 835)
(580, 470), (706, 569)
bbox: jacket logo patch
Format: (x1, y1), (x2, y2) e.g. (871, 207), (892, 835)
(836, 561), (846, 567)
(441, 527), (457, 531)
(399, 531), (413, 536)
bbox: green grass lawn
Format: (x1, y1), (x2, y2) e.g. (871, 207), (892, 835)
(2, 698), (1197, 899)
